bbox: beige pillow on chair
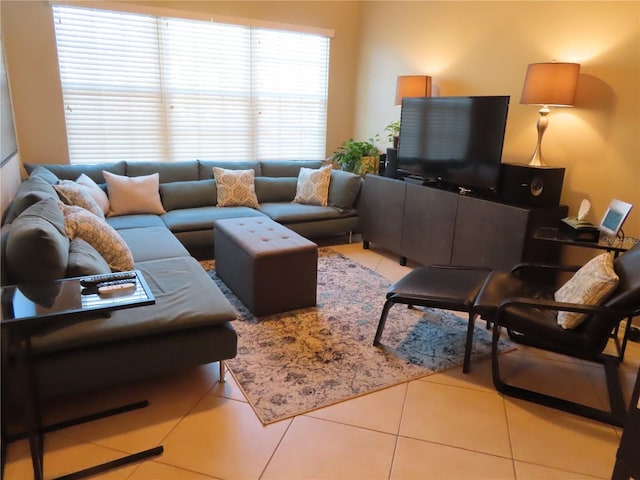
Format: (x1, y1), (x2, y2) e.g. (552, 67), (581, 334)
(554, 252), (619, 329)
(103, 171), (166, 217)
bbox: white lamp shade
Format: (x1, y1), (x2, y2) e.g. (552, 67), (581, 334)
(395, 75), (432, 105)
(520, 62), (580, 107)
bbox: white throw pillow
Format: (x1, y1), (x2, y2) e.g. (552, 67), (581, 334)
(103, 171), (166, 217)
(293, 165), (332, 206)
(54, 180), (105, 219)
(212, 167), (259, 208)
(60, 203), (135, 272)
(76, 173), (110, 215)
(554, 252), (619, 329)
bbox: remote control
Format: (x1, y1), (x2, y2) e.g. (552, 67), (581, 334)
(97, 282), (137, 297)
(81, 271), (136, 287)
(96, 278), (138, 288)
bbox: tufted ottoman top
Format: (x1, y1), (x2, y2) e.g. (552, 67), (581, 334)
(213, 217), (317, 259)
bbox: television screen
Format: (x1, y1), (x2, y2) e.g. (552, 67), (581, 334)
(397, 96), (510, 194)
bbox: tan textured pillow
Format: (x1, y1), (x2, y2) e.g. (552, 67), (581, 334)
(293, 165), (332, 206)
(103, 171), (166, 217)
(554, 252), (619, 329)
(54, 180), (104, 219)
(60, 203), (135, 272)
(76, 173), (110, 215)
(212, 167), (259, 208)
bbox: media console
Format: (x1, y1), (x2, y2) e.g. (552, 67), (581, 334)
(359, 174), (568, 269)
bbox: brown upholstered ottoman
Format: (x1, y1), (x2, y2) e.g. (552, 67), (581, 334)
(214, 217), (318, 316)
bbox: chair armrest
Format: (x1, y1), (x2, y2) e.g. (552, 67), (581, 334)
(427, 264), (492, 272)
(496, 296), (636, 320)
(510, 263), (581, 275)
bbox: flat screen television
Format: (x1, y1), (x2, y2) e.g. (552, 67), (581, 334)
(397, 95), (510, 195)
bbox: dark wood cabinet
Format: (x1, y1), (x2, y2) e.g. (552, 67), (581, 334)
(451, 195), (530, 270)
(358, 174), (405, 254)
(360, 174), (567, 270)
(401, 183), (458, 266)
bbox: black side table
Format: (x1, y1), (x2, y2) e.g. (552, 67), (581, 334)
(1, 271), (162, 480)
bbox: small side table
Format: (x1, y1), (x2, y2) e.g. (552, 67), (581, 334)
(1, 271), (162, 480)
(533, 226), (638, 258)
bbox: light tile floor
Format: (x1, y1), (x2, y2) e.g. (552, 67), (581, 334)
(4, 241), (639, 480)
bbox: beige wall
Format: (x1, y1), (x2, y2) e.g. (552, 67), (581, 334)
(356, 1), (640, 254)
(0, 0), (362, 166)
(2, 0), (639, 254)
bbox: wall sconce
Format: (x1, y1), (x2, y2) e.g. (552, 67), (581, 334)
(395, 75), (432, 105)
(520, 62), (580, 167)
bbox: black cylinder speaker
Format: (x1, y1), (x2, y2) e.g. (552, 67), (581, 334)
(384, 148), (399, 178)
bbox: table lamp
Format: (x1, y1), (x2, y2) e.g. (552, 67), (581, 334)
(520, 62), (580, 166)
(395, 75), (432, 105)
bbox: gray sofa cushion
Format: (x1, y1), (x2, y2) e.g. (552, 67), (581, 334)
(198, 160), (261, 179)
(106, 214), (166, 231)
(254, 177), (297, 203)
(328, 169), (362, 211)
(160, 179), (217, 211)
(257, 202), (356, 224)
(259, 160), (322, 177)
(66, 238), (111, 278)
(2, 175), (59, 225)
(30, 256), (237, 354)
(118, 226), (190, 262)
(126, 161), (199, 183)
(24, 162), (127, 183)
(29, 165), (60, 185)
(0, 225), (11, 286)
(6, 197), (70, 284)
(162, 207), (265, 233)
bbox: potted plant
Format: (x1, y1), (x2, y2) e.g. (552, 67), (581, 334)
(384, 120), (401, 149)
(331, 135), (381, 176)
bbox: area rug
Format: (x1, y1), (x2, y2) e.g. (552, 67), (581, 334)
(203, 248), (511, 424)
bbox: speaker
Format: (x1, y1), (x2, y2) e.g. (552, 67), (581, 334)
(499, 162), (565, 207)
(384, 148), (399, 178)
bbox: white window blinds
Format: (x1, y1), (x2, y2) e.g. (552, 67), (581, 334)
(52, 5), (330, 164)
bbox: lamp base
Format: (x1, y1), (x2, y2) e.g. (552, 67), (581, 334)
(528, 106), (550, 167)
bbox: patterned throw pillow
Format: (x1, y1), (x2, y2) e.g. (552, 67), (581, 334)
(293, 165), (332, 206)
(60, 203), (135, 272)
(76, 173), (110, 215)
(554, 252), (619, 329)
(54, 180), (105, 219)
(103, 171), (166, 217)
(212, 167), (259, 208)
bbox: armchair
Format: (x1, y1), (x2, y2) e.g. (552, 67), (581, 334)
(473, 243), (640, 427)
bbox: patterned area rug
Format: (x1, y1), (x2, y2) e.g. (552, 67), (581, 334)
(203, 248), (511, 424)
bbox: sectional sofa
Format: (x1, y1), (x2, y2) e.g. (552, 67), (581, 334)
(1, 160), (362, 400)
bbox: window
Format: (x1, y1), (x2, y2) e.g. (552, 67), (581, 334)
(52, 5), (330, 164)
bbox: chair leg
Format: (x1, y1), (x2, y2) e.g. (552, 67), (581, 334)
(490, 326), (627, 427)
(462, 313), (476, 374)
(373, 299), (396, 346)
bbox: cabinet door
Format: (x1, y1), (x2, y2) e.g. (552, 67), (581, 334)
(451, 195), (529, 270)
(400, 184), (458, 265)
(359, 175), (406, 253)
